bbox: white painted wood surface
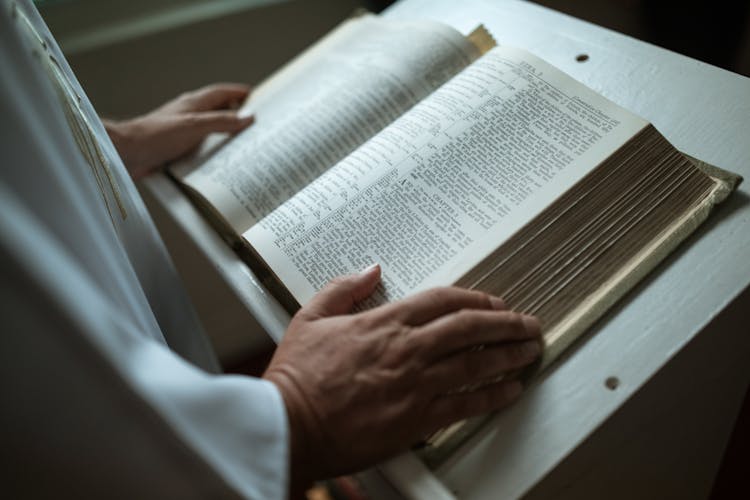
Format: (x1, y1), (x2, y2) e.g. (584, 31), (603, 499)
(143, 0), (750, 497)
(377, 1), (750, 498)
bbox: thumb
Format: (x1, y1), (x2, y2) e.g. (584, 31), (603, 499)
(301, 264), (381, 318)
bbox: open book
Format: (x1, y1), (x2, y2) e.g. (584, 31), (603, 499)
(170, 13), (740, 463)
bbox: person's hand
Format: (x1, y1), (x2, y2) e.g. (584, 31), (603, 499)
(263, 264), (542, 491)
(104, 83), (254, 179)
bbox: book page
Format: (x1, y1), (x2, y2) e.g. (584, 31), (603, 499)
(178, 15), (479, 234)
(245, 46), (647, 306)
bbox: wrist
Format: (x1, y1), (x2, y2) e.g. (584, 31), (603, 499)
(103, 118), (140, 174)
(103, 118), (127, 149)
(264, 368), (321, 492)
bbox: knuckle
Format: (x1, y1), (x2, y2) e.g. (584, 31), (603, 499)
(392, 324), (419, 357)
(433, 286), (455, 296)
(409, 325), (442, 357)
(184, 112), (203, 126)
(455, 309), (481, 331)
(178, 90), (194, 102)
(393, 339), (421, 369)
(424, 287), (452, 309)
(400, 325), (423, 352)
(505, 311), (523, 324)
(470, 289), (492, 306)
(500, 312), (526, 333)
(455, 287), (491, 307)
(327, 275), (351, 289)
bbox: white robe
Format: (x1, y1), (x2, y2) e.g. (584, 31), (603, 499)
(0, 2), (287, 498)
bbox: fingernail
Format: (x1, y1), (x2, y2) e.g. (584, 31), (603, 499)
(523, 315), (541, 334)
(490, 296), (506, 310)
(359, 263), (380, 276)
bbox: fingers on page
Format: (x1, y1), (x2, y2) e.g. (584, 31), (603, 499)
(189, 83), (253, 111)
(299, 265), (382, 318)
(382, 287), (504, 326)
(415, 309), (541, 359)
(186, 111), (255, 136)
(424, 339), (541, 392)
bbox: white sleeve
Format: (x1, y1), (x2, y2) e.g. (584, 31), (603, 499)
(1, 3), (289, 497)
(0, 184), (289, 499)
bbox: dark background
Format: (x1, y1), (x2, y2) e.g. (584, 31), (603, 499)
(368, 0), (750, 76)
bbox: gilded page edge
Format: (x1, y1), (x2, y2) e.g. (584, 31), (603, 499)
(687, 155), (743, 203)
(540, 161), (740, 365)
(467, 24), (497, 55)
(419, 159), (742, 467)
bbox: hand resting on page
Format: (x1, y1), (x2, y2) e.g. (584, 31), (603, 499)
(263, 264), (541, 491)
(104, 83), (254, 179)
